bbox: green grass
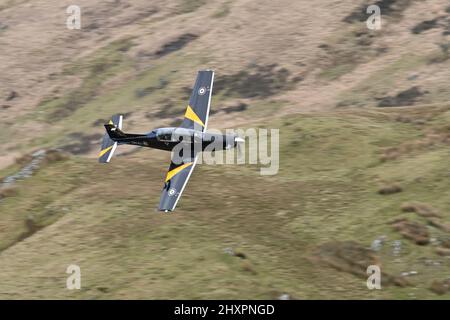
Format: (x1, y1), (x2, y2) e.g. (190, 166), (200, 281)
(36, 38), (136, 122)
(1, 105), (449, 299)
(15, 45), (199, 154)
(316, 26), (381, 81)
(318, 63), (356, 81)
(2, 0), (450, 300)
(337, 54), (428, 107)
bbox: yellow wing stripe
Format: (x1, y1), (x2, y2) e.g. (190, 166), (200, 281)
(98, 145), (113, 158)
(165, 162), (193, 182)
(184, 105), (205, 127)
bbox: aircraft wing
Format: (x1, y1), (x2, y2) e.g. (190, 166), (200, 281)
(159, 70), (213, 211)
(179, 70), (214, 132)
(159, 153), (198, 212)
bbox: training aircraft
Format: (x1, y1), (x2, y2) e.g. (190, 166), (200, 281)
(98, 70), (243, 212)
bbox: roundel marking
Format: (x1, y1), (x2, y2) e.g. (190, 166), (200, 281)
(198, 87), (206, 95)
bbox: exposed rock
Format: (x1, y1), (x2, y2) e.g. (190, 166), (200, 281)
(223, 247), (246, 259)
(223, 247), (234, 255)
(2, 150), (47, 186)
(2, 149), (68, 188)
(371, 235), (387, 251)
(421, 258), (442, 267)
(392, 240), (402, 256)
(278, 294), (291, 300)
(430, 237), (439, 246)
(401, 271), (418, 277)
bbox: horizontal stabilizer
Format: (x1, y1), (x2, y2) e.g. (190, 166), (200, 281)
(98, 114), (122, 163)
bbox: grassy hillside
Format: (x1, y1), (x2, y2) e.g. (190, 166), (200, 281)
(0, 0), (450, 299)
(1, 105), (449, 299)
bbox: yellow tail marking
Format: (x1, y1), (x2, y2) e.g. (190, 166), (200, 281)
(98, 145), (113, 158)
(108, 120), (114, 125)
(165, 162), (193, 182)
(184, 105), (205, 127)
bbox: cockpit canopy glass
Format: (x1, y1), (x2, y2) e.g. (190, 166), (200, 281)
(155, 128), (196, 142)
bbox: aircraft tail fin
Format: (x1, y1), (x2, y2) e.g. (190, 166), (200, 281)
(98, 114), (122, 163)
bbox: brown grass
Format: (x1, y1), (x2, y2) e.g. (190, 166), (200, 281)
(381, 130), (450, 162)
(43, 149), (69, 164)
(400, 202), (442, 218)
(441, 238), (450, 249)
(430, 280), (449, 295)
(240, 261), (257, 275)
(313, 241), (409, 287)
(0, 186), (18, 198)
(435, 247), (450, 257)
(391, 218), (430, 245)
(378, 184), (402, 195)
(427, 218), (450, 233)
(14, 154), (32, 166)
(1, 0), (450, 299)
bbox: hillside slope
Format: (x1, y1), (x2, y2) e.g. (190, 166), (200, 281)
(0, 0), (450, 299)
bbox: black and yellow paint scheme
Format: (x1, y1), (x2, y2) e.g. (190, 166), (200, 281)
(98, 114), (122, 163)
(98, 70), (242, 212)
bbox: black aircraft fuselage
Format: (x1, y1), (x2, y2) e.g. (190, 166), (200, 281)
(99, 70), (242, 212)
(105, 124), (239, 153)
